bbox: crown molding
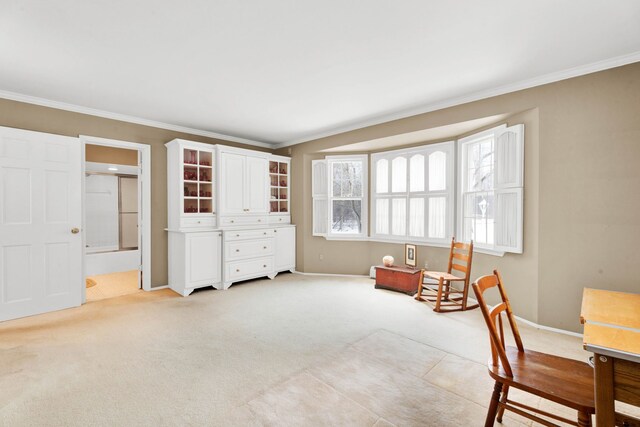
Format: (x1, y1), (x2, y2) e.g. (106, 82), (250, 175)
(274, 50), (640, 149)
(0, 89), (274, 149)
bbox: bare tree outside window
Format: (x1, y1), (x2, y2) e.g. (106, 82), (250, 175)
(331, 161), (363, 234)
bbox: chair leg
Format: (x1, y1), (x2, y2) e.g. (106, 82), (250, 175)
(434, 277), (445, 312)
(414, 277), (424, 301)
(485, 381), (503, 427)
(577, 411), (592, 427)
(496, 385), (509, 423)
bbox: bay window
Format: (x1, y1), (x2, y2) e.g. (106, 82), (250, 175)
(311, 123), (524, 256)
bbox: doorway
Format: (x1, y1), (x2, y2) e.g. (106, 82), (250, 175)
(81, 136), (151, 303)
(84, 154), (140, 301)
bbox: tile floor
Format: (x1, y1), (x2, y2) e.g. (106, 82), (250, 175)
(242, 329), (580, 426)
(85, 269), (140, 302)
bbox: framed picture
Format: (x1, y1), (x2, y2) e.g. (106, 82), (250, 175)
(405, 244), (417, 268)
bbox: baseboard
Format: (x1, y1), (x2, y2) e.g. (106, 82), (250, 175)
(513, 314), (582, 338)
(292, 270), (370, 278)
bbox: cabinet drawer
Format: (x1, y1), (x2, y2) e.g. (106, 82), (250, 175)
(227, 257), (273, 281)
(220, 215), (268, 227)
(225, 239), (273, 261)
(268, 214), (290, 225)
(181, 216), (216, 229)
(225, 228), (274, 241)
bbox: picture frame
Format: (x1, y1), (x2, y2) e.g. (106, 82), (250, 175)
(405, 244), (417, 268)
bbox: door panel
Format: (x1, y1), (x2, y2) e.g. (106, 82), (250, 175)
(275, 227), (296, 271)
(0, 126), (82, 322)
(245, 156), (268, 214)
(186, 232), (220, 286)
(220, 153), (245, 215)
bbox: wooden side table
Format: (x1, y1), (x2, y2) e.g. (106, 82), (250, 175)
(374, 265), (421, 295)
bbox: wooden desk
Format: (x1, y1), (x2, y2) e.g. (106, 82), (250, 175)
(374, 265), (421, 295)
(581, 288), (640, 426)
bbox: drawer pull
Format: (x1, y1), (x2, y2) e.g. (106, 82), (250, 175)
(263, 246), (267, 249)
(274, 229), (277, 233)
(258, 219), (262, 222)
(197, 221), (201, 224)
(236, 234), (240, 237)
(263, 265), (267, 268)
(279, 218), (282, 221)
(263, 232), (267, 235)
(230, 220), (235, 223)
(236, 269), (240, 272)
(236, 249), (240, 252)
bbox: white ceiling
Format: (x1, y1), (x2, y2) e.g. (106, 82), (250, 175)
(1, 1), (639, 147)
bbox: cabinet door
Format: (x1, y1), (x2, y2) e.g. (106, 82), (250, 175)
(186, 232), (221, 287)
(245, 156), (268, 214)
(274, 227), (296, 271)
(220, 152), (245, 215)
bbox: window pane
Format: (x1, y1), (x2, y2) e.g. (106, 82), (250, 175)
(375, 198), (389, 235)
(332, 161), (363, 197)
(428, 196), (446, 239)
(391, 198), (406, 236)
(409, 198), (425, 237)
(391, 157), (407, 193)
(376, 159), (388, 193)
(467, 138), (494, 192)
(409, 154), (424, 192)
(331, 200), (362, 234)
(428, 151), (446, 191)
(463, 192), (494, 244)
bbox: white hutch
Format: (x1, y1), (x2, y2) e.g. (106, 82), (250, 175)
(166, 140), (295, 296)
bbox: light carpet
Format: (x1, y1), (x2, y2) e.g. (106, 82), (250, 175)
(0, 273), (612, 426)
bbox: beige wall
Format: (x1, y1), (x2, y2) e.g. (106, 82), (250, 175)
(0, 98), (269, 289)
(85, 144), (138, 166)
(282, 62), (640, 332)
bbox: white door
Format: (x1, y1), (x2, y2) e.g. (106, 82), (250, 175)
(274, 226), (296, 271)
(186, 232), (221, 287)
(0, 126), (82, 322)
(245, 156), (268, 214)
(220, 152), (245, 215)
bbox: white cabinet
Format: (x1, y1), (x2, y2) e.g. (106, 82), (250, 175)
(166, 140), (295, 296)
(222, 228), (276, 289)
(220, 152), (245, 215)
(168, 231), (222, 296)
(166, 139), (216, 231)
(219, 149), (268, 220)
(274, 225), (296, 272)
(246, 156), (268, 213)
(268, 155), (291, 224)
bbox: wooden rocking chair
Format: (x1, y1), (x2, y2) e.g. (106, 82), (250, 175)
(414, 238), (478, 312)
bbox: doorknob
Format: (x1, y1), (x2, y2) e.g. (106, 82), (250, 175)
(71, 227), (80, 234)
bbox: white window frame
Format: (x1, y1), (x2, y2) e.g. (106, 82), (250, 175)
(371, 141), (454, 245)
(326, 154), (369, 240)
(457, 124), (524, 255)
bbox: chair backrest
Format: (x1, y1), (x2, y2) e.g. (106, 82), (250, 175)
(471, 270), (524, 378)
(447, 237), (474, 286)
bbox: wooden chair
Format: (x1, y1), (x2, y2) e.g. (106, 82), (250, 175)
(472, 270), (595, 427)
(414, 238), (478, 312)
